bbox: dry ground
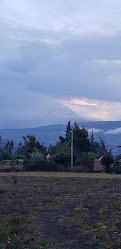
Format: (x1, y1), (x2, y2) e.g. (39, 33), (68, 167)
(0, 172), (121, 249)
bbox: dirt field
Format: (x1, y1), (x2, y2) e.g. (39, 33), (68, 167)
(0, 172), (121, 249)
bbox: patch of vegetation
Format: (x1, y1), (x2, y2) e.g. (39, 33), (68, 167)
(30, 239), (49, 249)
(0, 222), (9, 242)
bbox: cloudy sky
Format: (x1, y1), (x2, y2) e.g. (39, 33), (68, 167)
(0, 0), (121, 128)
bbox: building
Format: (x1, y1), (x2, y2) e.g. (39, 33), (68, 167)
(94, 157), (105, 172)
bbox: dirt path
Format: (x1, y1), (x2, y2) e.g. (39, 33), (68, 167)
(34, 199), (98, 249)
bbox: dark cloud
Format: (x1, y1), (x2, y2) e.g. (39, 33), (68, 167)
(8, 35), (119, 101)
(0, 33), (121, 102)
(0, 0), (121, 127)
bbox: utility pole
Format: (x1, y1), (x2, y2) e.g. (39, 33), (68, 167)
(71, 128), (73, 169)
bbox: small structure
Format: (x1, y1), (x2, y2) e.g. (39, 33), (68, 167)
(94, 157), (105, 172)
(46, 154), (51, 162)
(17, 159), (24, 165)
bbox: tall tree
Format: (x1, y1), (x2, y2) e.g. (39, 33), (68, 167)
(99, 137), (106, 155)
(90, 130), (99, 153)
(59, 121), (72, 144)
(65, 120), (72, 143)
(73, 123), (90, 158)
(17, 135), (47, 159)
(4, 140), (14, 153)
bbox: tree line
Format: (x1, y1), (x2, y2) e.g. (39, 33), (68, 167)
(0, 121), (114, 172)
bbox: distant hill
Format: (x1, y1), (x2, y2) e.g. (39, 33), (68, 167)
(0, 121), (121, 156)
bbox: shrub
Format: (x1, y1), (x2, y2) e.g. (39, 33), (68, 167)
(80, 153), (94, 172)
(101, 152), (114, 173)
(54, 152), (70, 169)
(31, 151), (44, 165)
(0, 151), (12, 161)
(23, 159), (57, 172)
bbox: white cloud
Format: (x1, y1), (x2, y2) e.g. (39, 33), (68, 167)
(106, 127), (121, 134)
(59, 97), (121, 121)
(1, 0), (121, 36)
(88, 128), (104, 133)
(91, 59), (121, 67)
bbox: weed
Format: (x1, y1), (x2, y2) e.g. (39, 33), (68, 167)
(75, 207), (88, 212)
(88, 236), (100, 245)
(9, 215), (30, 226)
(83, 229), (97, 236)
(11, 233), (21, 246)
(0, 222), (9, 242)
(67, 239), (78, 244)
(58, 242), (66, 247)
(96, 223), (107, 229)
(30, 239), (49, 249)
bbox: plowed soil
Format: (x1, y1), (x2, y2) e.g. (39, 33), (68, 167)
(0, 172), (121, 249)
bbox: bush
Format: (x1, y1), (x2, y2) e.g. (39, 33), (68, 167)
(79, 154), (94, 172)
(101, 152), (114, 173)
(31, 151), (44, 165)
(54, 152), (70, 169)
(23, 159), (57, 172)
(0, 151), (12, 161)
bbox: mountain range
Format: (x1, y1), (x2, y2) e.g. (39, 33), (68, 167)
(0, 121), (121, 156)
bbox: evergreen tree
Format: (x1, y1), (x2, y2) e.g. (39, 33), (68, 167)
(4, 140), (14, 153)
(73, 123), (90, 154)
(59, 121), (72, 144)
(65, 120), (72, 143)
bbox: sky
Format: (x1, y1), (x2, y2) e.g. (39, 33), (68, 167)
(0, 0), (121, 128)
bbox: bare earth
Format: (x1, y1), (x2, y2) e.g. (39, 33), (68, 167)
(0, 172), (121, 249)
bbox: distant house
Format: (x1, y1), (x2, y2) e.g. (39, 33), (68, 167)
(94, 157), (105, 172)
(17, 159), (24, 165)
